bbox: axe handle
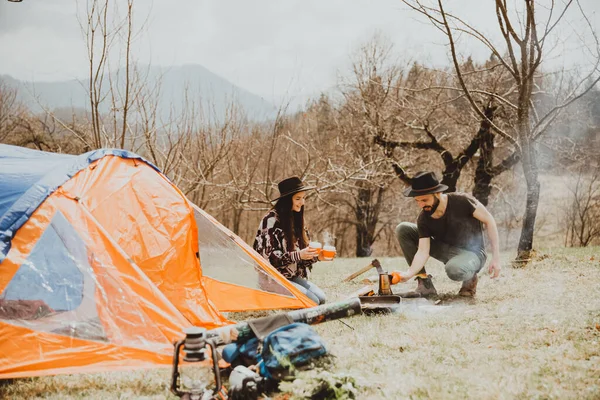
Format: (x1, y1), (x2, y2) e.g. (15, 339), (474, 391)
(343, 262), (375, 282)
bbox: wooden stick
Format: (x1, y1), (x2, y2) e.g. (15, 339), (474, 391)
(343, 262), (375, 282)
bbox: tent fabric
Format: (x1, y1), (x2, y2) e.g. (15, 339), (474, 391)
(0, 145), (315, 379)
(58, 156), (228, 327)
(193, 205), (316, 311)
(0, 192), (190, 378)
(0, 145), (159, 262)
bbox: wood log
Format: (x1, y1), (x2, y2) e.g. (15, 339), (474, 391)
(206, 297), (362, 345)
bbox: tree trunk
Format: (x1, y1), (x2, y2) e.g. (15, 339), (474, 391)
(440, 168), (459, 193)
(232, 207), (243, 235)
(354, 185), (385, 257)
(355, 187), (374, 257)
(355, 222), (373, 257)
(472, 107), (495, 205)
(515, 138), (541, 265)
(442, 105), (496, 196)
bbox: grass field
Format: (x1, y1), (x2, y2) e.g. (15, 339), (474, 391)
(1, 246), (599, 399)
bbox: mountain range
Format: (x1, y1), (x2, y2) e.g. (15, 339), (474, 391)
(0, 64), (278, 123)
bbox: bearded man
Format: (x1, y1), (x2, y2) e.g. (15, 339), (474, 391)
(392, 171), (501, 297)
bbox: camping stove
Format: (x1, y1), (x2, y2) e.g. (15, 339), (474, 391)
(357, 259), (403, 313)
(356, 259), (429, 313)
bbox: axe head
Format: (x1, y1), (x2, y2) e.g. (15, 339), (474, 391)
(371, 259), (384, 275)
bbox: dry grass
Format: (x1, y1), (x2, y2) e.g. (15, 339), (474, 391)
(2, 246), (599, 399)
(0, 369), (174, 399)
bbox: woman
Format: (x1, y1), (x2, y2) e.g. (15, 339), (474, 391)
(253, 176), (327, 305)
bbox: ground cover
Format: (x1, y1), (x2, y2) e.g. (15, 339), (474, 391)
(1, 246), (599, 399)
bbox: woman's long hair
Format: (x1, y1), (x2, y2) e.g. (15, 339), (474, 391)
(274, 194), (309, 252)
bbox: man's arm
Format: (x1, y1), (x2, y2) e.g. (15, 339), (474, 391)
(392, 237), (431, 283)
(473, 203), (501, 278)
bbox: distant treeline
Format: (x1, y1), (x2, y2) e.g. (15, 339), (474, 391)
(1, 53), (599, 257)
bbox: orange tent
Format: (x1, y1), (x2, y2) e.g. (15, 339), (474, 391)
(194, 205), (317, 311)
(0, 145), (314, 379)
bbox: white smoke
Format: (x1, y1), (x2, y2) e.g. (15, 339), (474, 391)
(321, 231), (336, 247)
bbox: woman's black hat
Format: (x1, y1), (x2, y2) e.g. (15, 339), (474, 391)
(271, 176), (316, 204)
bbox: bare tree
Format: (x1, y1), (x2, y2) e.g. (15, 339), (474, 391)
(345, 38), (519, 208)
(221, 127), (265, 235)
(78, 0), (111, 148)
(0, 82), (20, 143)
(402, 0), (600, 264)
(212, 91), (403, 257)
(13, 113), (56, 151)
(174, 101), (244, 213)
(308, 87), (399, 257)
(77, 0), (150, 150)
(564, 165), (600, 247)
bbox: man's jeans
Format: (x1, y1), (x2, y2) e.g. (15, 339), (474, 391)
(395, 222), (486, 281)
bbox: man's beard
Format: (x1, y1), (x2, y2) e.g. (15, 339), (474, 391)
(423, 196), (440, 216)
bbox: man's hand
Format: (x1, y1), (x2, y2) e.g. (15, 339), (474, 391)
(390, 271), (407, 284)
(391, 271), (429, 284)
(488, 258), (501, 278)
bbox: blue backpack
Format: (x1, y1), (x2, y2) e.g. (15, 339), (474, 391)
(222, 322), (328, 380)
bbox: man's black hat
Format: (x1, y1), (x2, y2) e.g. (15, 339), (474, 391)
(403, 171), (449, 197)
(271, 176), (316, 204)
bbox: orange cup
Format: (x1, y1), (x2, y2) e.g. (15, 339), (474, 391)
(321, 245), (336, 261)
(309, 241), (322, 255)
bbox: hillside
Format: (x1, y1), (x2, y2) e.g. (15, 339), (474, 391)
(0, 64), (278, 122)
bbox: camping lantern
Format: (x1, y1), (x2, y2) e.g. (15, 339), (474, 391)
(171, 327), (225, 399)
(182, 327), (210, 362)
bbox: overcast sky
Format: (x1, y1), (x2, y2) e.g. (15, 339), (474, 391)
(0, 0), (598, 105)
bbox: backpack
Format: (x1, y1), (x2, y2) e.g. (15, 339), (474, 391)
(222, 322), (328, 381)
